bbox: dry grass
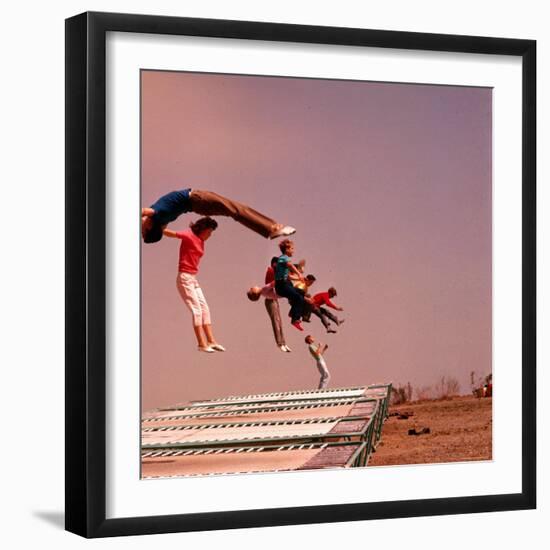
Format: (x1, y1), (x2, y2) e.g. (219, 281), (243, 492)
(369, 395), (492, 467)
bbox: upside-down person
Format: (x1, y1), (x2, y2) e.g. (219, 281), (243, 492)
(246, 278), (290, 353)
(142, 188), (295, 243)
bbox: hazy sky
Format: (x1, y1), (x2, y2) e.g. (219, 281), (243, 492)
(141, 70), (492, 412)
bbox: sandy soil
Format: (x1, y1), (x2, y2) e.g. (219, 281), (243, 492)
(369, 396), (492, 466)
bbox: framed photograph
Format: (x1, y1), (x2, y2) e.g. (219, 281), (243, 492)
(65, 11), (536, 538)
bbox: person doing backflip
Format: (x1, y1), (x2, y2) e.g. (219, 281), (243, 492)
(246, 270), (291, 352)
(305, 335), (331, 389)
(142, 188), (295, 243)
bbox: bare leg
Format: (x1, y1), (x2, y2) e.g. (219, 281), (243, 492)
(203, 324), (226, 352)
(193, 325), (208, 348)
(177, 273), (215, 351)
(203, 324), (217, 346)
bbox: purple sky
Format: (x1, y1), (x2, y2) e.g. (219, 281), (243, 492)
(141, 70), (492, 412)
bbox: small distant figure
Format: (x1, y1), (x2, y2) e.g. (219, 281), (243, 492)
(305, 335), (331, 389)
(142, 188), (295, 243)
(310, 287), (345, 333)
(274, 239), (307, 331)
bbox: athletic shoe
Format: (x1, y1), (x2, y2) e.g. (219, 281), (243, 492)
(291, 321), (304, 331)
(327, 328), (337, 334)
(283, 345), (292, 352)
(209, 343), (226, 352)
(270, 225), (296, 239)
(198, 346), (215, 353)
(279, 345), (287, 352)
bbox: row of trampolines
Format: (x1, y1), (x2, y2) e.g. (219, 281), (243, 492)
(141, 383), (392, 479)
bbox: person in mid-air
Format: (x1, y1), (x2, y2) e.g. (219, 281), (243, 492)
(163, 217), (225, 353)
(142, 188), (295, 243)
(246, 275), (291, 352)
(289, 259), (307, 290)
(310, 287), (345, 333)
(305, 335), (331, 389)
(299, 274), (318, 323)
(274, 239), (307, 331)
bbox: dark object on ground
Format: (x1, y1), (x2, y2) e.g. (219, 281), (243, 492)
(408, 427), (431, 436)
(390, 411), (415, 419)
(369, 396), (492, 467)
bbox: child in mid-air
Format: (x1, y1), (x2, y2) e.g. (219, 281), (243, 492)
(274, 239), (306, 331)
(310, 287), (345, 333)
(246, 275), (291, 353)
(163, 217), (225, 353)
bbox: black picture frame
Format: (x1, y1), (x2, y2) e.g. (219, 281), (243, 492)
(65, 11), (536, 538)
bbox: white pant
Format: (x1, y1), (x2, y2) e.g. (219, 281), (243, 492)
(176, 272), (211, 327)
(316, 358), (331, 389)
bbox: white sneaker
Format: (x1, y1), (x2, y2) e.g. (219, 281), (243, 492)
(209, 343), (226, 352)
(283, 345), (292, 352)
(279, 345), (287, 352)
(270, 225), (296, 239)
(198, 346), (215, 353)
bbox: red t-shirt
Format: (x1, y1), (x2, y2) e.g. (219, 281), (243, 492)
(312, 292), (337, 309)
(176, 229), (204, 274)
(265, 266), (275, 284)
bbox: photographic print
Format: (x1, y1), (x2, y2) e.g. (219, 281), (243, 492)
(66, 12), (535, 536)
(140, 70), (492, 479)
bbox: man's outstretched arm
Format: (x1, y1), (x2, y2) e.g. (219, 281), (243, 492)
(325, 297), (343, 311)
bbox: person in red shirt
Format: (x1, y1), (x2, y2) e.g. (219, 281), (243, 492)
(163, 217), (226, 353)
(310, 287), (344, 333)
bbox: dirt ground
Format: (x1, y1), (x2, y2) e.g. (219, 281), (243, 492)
(369, 396), (492, 467)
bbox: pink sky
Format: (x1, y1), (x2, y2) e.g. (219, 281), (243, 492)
(141, 70), (492, 412)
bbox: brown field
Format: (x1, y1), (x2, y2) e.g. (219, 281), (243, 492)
(369, 395), (492, 467)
